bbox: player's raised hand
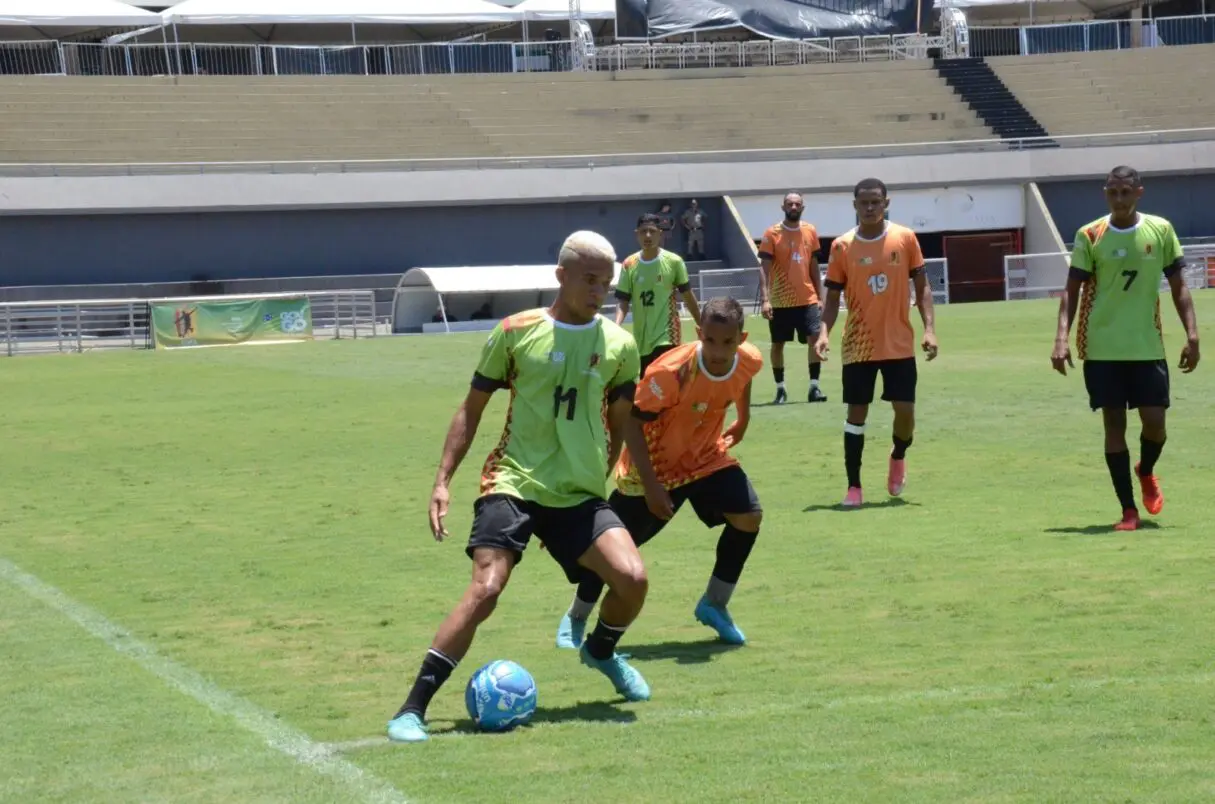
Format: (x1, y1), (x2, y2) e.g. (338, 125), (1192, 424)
(1051, 339), (1074, 376)
(813, 331), (831, 362)
(760, 300), (774, 320)
(1179, 337), (1200, 373)
(921, 331), (939, 361)
(428, 484), (451, 541)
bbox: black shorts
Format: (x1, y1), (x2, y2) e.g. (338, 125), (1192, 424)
(466, 494), (623, 583)
(608, 465), (761, 548)
(842, 358), (917, 406)
(640, 344), (676, 375)
(768, 304), (822, 344)
(1083, 359), (1170, 411)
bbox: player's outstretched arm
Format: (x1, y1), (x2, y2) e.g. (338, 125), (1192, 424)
(816, 287), (841, 361)
(429, 387), (493, 541)
(1167, 270), (1201, 372)
(1051, 272), (1086, 375)
(723, 380), (752, 449)
(912, 269), (938, 360)
(609, 397), (674, 520)
(681, 286), (703, 329)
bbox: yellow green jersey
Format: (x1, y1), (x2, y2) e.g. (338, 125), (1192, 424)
(472, 308), (641, 508)
(616, 249), (690, 356)
(1071, 214), (1184, 361)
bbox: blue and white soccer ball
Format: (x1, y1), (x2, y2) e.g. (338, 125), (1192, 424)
(464, 659), (538, 732)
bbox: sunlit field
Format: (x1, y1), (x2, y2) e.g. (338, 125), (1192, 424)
(3, 296), (1213, 804)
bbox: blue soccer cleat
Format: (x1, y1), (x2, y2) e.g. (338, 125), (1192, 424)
(556, 613), (587, 649)
(387, 711), (429, 743)
(579, 645), (651, 701)
(695, 596), (747, 645)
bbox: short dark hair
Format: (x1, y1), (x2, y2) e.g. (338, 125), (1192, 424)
(700, 297), (745, 330)
(854, 177), (888, 198)
(783, 191), (803, 203)
(1106, 165), (1141, 186)
(637, 212), (663, 229)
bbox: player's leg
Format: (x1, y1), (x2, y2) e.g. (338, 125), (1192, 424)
(687, 467), (763, 644)
(841, 361), (879, 507)
(543, 501), (652, 701)
(880, 359), (918, 496)
(769, 311), (790, 404)
(1085, 361), (1139, 529)
(805, 305), (827, 403)
(388, 496), (528, 743)
(1132, 360), (1171, 516)
(556, 491), (668, 649)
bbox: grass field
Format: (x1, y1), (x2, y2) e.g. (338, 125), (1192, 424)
(2, 296), (1214, 804)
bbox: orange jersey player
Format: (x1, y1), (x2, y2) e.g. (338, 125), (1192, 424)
(759, 191), (827, 404)
(815, 177), (939, 509)
(555, 297), (765, 648)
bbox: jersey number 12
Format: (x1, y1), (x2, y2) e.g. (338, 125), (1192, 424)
(553, 385), (578, 420)
(639, 290), (656, 307)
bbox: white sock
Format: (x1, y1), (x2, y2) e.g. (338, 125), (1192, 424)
(567, 595), (595, 620)
(776, 381), (786, 391)
(705, 576), (736, 608)
(810, 378), (820, 389)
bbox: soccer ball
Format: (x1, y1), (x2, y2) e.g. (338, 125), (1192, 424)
(464, 659), (538, 732)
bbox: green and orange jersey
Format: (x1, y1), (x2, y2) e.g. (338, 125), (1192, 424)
(759, 222), (821, 308)
(473, 309), (640, 508)
(614, 340), (762, 496)
(825, 222), (925, 365)
(616, 249), (690, 356)
(1070, 214), (1184, 361)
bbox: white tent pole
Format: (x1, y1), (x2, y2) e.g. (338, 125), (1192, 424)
(351, 22), (356, 44)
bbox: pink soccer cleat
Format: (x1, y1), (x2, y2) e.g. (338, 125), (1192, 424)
(841, 487), (863, 508)
(888, 457), (907, 497)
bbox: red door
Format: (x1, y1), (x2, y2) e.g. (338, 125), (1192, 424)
(943, 231), (1020, 303)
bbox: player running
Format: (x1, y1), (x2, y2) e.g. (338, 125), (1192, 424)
(617, 213), (703, 374)
(1051, 165), (1200, 531)
(759, 192), (827, 404)
(815, 178), (938, 508)
(556, 297), (764, 648)
(387, 231), (670, 743)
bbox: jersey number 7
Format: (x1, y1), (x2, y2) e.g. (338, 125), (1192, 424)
(1121, 270), (1138, 291)
(553, 385), (578, 420)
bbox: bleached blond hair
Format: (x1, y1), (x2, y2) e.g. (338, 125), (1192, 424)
(558, 230), (616, 267)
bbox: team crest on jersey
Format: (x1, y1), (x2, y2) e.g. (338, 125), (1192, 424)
(1145, 244), (1153, 255)
(859, 256), (874, 265)
(692, 402), (709, 413)
(890, 251), (900, 264)
(588, 353), (600, 368)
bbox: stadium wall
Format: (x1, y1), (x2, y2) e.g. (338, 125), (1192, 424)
(1038, 175), (1215, 241)
(3, 140), (1215, 216)
(0, 199), (730, 287)
(1023, 182), (1067, 256)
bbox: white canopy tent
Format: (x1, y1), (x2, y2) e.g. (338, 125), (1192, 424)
(0, 0), (162, 26)
(513, 0), (615, 21)
(937, 0), (1156, 24)
(160, 0), (522, 25)
(393, 263), (623, 334)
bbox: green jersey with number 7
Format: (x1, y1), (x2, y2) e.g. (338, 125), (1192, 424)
(472, 308), (641, 508)
(1071, 214), (1184, 362)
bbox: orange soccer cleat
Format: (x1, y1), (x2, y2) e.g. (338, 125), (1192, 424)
(1135, 462), (1164, 516)
(1114, 509), (1141, 532)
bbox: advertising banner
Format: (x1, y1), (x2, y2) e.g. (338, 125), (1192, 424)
(151, 297), (313, 350)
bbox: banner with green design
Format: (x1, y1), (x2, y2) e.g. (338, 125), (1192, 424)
(150, 297), (313, 350)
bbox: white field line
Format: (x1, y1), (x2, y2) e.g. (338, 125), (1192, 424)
(321, 670), (1215, 755)
(0, 557), (408, 804)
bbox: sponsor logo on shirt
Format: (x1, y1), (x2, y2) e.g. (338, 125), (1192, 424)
(550, 351), (565, 363)
(692, 402), (709, 413)
(649, 378), (665, 399)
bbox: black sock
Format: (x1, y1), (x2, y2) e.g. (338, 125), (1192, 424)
(892, 435), (913, 460)
(1139, 436), (1166, 476)
(1104, 450), (1137, 512)
(711, 525), (758, 585)
(809, 362), (821, 381)
(844, 421), (865, 488)
(773, 366), (785, 384)
(394, 648), (457, 720)
(575, 571), (606, 610)
(583, 618), (627, 661)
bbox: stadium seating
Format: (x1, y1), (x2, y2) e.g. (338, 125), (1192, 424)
(0, 61), (991, 164)
(988, 43), (1215, 138)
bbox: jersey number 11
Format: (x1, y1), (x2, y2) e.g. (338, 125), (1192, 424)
(553, 385), (578, 420)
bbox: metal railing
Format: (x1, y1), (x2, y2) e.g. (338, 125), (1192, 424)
(1, 290), (377, 356)
(970, 14), (1215, 57)
(1004, 249), (1213, 301)
(4, 125), (1213, 178)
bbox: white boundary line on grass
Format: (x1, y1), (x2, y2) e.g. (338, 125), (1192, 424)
(0, 558), (408, 804)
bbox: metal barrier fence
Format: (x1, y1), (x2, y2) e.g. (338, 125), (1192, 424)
(1004, 249), (1213, 301)
(971, 14), (1215, 57)
(1, 290), (377, 356)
